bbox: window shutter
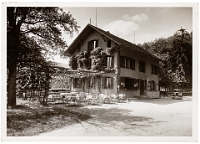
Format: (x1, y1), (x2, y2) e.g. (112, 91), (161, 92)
(88, 58), (91, 69)
(107, 40), (111, 47)
(103, 56), (107, 67)
(93, 78), (96, 88)
(103, 77), (106, 88)
(111, 56), (114, 67)
(130, 59), (135, 70)
(111, 77), (114, 89)
(120, 56), (125, 68)
(130, 59), (132, 69)
(156, 66), (159, 75)
(75, 61), (77, 70)
(79, 79), (82, 88)
(86, 78), (89, 89)
(96, 40), (98, 47)
(88, 41), (90, 51)
(73, 78), (75, 88)
(88, 41), (93, 51)
(139, 61), (141, 72)
(101, 77), (104, 88)
(131, 79), (134, 90)
(120, 77), (125, 89)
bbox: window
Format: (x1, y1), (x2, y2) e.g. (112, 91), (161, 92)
(107, 40), (111, 47)
(120, 77), (135, 90)
(120, 56), (135, 70)
(125, 78), (133, 90)
(89, 78), (95, 88)
(88, 40), (98, 51)
(74, 78), (80, 88)
(151, 64), (158, 75)
(150, 81), (156, 91)
(107, 56), (113, 68)
(104, 77), (113, 88)
(139, 61), (145, 72)
(102, 56), (114, 68)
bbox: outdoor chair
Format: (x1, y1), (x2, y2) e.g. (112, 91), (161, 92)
(62, 93), (77, 106)
(118, 94), (127, 103)
(76, 92), (87, 105)
(100, 94), (111, 104)
(86, 93), (103, 105)
(109, 93), (119, 103)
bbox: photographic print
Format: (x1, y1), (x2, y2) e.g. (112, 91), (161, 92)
(1, 2), (198, 142)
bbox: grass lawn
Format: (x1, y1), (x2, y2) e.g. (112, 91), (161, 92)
(7, 98), (91, 136)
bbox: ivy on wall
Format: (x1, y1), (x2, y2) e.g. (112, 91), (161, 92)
(68, 46), (116, 79)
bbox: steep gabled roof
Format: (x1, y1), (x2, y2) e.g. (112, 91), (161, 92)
(65, 24), (160, 61)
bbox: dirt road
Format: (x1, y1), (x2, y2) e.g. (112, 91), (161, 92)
(37, 97), (192, 136)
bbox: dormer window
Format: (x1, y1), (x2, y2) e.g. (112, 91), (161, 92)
(88, 39), (98, 51)
(107, 40), (111, 48)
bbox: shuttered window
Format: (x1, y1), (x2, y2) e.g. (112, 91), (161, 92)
(88, 40), (98, 51)
(139, 61), (145, 72)
(103, 56), (114, 68)
(89, 78), (95, 88)
(125, 78), (133, 90)
(150, 81), (156, 91)
(120, 77), (135, 90)
(120, 56), (135, 70)
(74, 78), (81, 88)
(104, 77), (113, 89)
(151, 64), (158, 75)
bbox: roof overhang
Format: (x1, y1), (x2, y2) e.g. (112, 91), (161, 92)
(64, 24), (95, 56)
(64, 24), (121, 57)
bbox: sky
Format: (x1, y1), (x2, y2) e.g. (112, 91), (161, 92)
(54, 7), (192, 64)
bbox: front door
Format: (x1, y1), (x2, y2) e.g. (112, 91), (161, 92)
(140, 80), (144, 95)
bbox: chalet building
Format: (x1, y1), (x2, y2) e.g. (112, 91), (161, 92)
(65, 24), (160, 98)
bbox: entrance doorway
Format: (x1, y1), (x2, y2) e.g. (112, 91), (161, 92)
(140, 80), (144, 95)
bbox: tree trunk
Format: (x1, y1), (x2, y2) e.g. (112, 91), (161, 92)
(7, 57), (17, 107)
(43, 67), (49, 105)
(7, 29), (20, 107)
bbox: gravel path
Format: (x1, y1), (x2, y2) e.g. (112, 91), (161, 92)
(36, 97), (192, 136)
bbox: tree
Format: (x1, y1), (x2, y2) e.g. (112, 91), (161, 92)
(140, 28), (192, 88)
(168, 28), (192, 83)
(7, 7), (79, 107)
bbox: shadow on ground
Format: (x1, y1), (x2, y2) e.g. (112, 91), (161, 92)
(129, 97), (192, 105)
(54, 105), (164, 134)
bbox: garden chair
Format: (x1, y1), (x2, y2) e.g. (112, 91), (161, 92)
(86, 93), (103, 105)
(118, 94), (127, 103)
(76, 92), (87, 105)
